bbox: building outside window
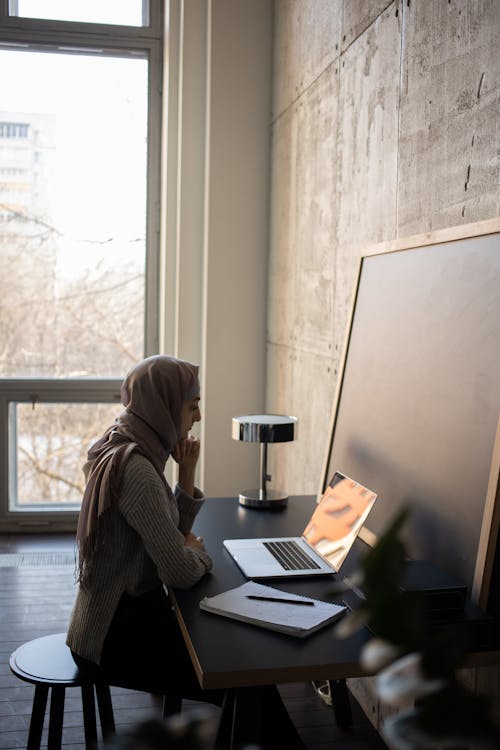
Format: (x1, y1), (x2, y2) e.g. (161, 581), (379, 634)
(0, 1), (163, 529)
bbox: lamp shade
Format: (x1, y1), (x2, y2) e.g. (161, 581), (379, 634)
(232, 414), (297, 444)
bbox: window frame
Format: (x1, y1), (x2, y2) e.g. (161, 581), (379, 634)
(0, 1), (164, 530)
(0, 379), (122, 527)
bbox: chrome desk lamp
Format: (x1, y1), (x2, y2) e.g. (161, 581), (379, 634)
(232, 414), (298, 508)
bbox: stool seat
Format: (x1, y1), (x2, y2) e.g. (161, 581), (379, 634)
(10, 633), (115, 750)
(12, 633), (80, 684)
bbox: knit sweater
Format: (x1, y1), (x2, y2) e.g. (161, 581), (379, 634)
(66, 453), (211, 664)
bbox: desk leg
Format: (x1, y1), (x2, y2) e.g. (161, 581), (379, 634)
(215, 689), (235, 748)
(215, 686), (305, 750)
(328, 679), (353, 730)
(215, 688), (264, 750)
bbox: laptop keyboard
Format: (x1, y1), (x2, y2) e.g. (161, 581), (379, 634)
(263, 540), (321, 570)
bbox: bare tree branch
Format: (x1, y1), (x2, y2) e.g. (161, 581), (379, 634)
(18, 445), (84, 495)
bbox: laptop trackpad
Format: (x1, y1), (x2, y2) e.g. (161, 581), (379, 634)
(227, 545), (282, 575)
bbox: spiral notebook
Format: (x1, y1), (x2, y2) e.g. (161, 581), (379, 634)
(199, 580), (346, 638)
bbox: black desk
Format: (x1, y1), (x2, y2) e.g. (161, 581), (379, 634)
(170, 496), (500, 747)
(170, 496), (371, 690)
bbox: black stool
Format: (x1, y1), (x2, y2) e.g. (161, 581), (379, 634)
(9, 632), (116, 750)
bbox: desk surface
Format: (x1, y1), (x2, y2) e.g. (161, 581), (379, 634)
(170, 495), (372, 689)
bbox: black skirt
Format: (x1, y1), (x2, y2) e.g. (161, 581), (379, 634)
(72, 585), (223, 704)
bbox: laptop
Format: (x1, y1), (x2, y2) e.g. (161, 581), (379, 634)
(223, 472), (378, 579)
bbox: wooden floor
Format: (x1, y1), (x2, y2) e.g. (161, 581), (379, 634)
(0, 534), (387, 750)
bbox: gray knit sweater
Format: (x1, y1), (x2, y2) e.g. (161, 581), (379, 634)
(66, 453), (211, 664)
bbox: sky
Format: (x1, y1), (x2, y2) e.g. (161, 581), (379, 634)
(16, 0), (143, 27)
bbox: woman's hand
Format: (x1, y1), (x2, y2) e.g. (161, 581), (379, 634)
(172, 434), (200, 467)
(172, 435), (200, 496)
(184, 531), (206, 554)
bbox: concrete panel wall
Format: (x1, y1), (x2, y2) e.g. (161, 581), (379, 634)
(273, 0), (342, 118)
(268, 54), (340, 494)
(267, 0), (499, 498)
(398, 0), (499, 234)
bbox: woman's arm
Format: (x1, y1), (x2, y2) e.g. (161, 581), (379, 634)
(174, 483), (204, 535)
(119, 454), (212, 589)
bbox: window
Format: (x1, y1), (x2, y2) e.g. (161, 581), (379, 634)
(0, 2), (164, 529)
(0, 49), (147, 377)
(9, 397), (122, 510)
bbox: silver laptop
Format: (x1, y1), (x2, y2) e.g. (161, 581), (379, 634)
(223, 472), (378, 579)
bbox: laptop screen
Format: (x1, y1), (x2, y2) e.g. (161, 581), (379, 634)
(303, 472), (377, 571)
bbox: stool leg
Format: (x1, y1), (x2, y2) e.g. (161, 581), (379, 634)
(162, 694), (182, 717)
(81, 683), (98, 749)
(27, 684), (48, 750)
(95, 682), (116, 739)
(47, 686), (65, 750)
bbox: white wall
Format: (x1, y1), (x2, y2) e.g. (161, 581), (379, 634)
(162, 0), (273, 496)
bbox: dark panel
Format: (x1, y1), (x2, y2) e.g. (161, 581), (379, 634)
(325, 232), (500, 608)
(488, 535), (500, 616)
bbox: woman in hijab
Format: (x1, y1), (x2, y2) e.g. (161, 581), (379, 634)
(67, 354), (305, 748)
(67, 354), (217, 701)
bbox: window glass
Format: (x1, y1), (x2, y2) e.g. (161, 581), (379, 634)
(11, 401), (122, 507)
(12, 0), (148, 26)
(0, 48), (147, 378)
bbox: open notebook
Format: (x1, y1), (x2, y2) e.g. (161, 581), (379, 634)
(223, 472), (378, 579)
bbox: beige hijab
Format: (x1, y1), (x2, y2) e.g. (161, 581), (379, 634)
(76, 355), (199, 585)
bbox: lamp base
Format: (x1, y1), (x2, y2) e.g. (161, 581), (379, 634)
(238, 489), (288, 509)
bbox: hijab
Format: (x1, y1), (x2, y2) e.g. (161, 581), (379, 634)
(76, 355), (199, 586)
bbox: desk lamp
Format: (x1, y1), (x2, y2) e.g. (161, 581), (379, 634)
(232, 414), (297, 508)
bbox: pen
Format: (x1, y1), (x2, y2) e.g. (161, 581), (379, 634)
(246, 595), (314, 606)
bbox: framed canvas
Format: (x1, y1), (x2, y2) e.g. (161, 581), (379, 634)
(321, 219), (500, 613)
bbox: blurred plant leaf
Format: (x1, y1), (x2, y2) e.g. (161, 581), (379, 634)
(361, 509), (408, 598)
(335, 605), (370, 638)
(367, 590), (426, 651)
(420, 624), (469, 680)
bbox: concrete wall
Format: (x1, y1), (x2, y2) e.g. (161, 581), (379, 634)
(266, 0), (499, 497)
(267, 0), (499, 731)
